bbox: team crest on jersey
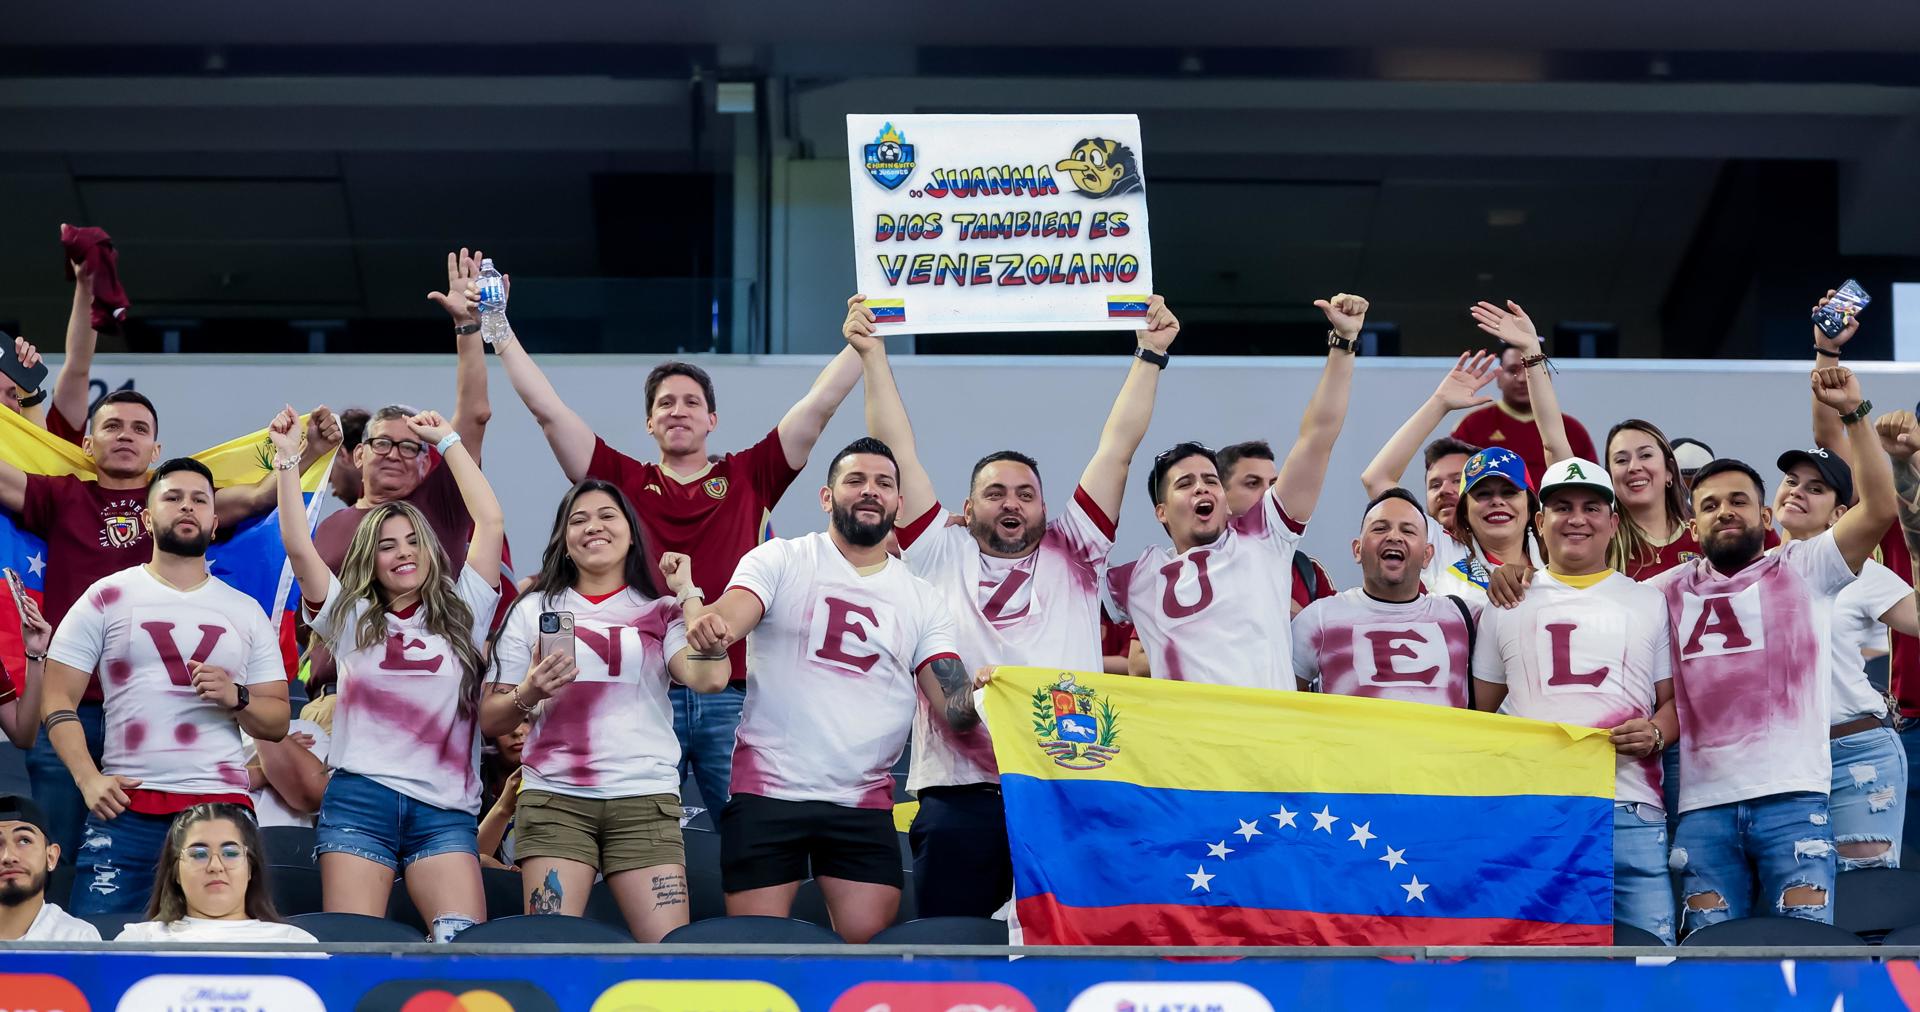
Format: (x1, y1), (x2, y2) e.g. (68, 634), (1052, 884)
(645, 483), (662, 495)
(1679, 551), (1703, 565)
(101, 513), (142, 549)
(704, 477), (729, 500)
(1030, 673), (1120, 771)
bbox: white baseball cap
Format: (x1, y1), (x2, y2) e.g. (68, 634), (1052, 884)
(1538, 457), (1615, 505)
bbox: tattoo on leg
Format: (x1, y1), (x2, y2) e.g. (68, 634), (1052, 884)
(651, 872), (689, 911)
(528, 868), (563, 915)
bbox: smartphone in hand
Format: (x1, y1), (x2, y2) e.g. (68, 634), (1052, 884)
(1815, 280), (1871, 339)
(537, 611), (575, 664)
(0, 333), (49, 396)
(3, 568), (27, 616)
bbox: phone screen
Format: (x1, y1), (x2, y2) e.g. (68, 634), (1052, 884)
(1814, 279), (1872, 338)
(537, 611), (576, 664)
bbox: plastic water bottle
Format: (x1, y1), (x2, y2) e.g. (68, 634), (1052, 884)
(476, 258), (509, 344)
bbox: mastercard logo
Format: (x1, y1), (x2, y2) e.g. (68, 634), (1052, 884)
(400, 992), (518, 1012)
(0, 973), (89, 1012)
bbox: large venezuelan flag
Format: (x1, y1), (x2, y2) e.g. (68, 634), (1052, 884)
(0, 407), (332, 678)
(985, 667), (1615, 946)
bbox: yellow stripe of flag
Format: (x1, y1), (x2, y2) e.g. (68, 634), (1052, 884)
(0, 405), (331, 493)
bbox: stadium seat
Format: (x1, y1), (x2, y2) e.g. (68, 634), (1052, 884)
(1680, 917), (1864, 947)
(684, 827), (726, 922)
(455, 913), (634, 943)
(267, 864), (324, 916)
(1610, 922), (1665, 947)
(262, 826), (317, 868)
(1881, 923), (1920, 947)
(47, 862), (74, 908)
(584, 879), (625, 927)
(1833, 867), (1920, 940)
(894, 871), (918, 924)
(793, 878), (832, 927)
(84, 911), (142, 940)
(482, 866), (525, 920)
(287, 911), (423, 942)
(870, 916), (1007, 945)
(661, 915), (845, 944)
(387, 881), (425, 933)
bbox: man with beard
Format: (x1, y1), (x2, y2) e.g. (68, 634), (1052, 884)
(1472, 459), (1679, 943)
(1647, 367), (1896, 936)
(0, 390), (337, 861)
(0, 794), (96, 940)
(1106, 294), (1362, 689)
(843, 293), (1174, 918)
(683, 438), (975, 942)
(38, 458), (291, 914)
(1292, 488), (1476, 707)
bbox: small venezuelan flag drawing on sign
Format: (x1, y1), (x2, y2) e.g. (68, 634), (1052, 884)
(869, 299), (906, 324)
(1107, 294), (1151, 318)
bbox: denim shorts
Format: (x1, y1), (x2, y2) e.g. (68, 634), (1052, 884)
(315, 771), (478, 870)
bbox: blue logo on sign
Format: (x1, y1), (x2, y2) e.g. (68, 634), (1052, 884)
(863, 122), (916, 190)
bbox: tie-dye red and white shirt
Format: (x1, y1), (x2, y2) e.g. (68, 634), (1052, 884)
(492, 587), (688, 800)
(1649, 532), (1856, 813)
(309, 565), (499, 815)
(1292, 588), (1477, 708)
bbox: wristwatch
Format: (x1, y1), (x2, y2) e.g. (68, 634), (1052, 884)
(15, 388), (46, 409)
(1840, 399), (1873, 425)
(454, 321), (482, 336)
(1326, 330), (1357, 354)
(1133, 346), (1169, 369)
(229, 682), (251, 713)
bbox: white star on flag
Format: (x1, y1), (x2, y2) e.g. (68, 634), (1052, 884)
(1311, 806), (1339, 833)
(1381, 846), (1407, 870)
(1348, 821), (1375, 848)
(1206, 840), (1234, 860)
(1233, 819), (1263, 842)
(1402, 875), (1429, 903)
(26, 553), (44, 578)
(1272, 805), (1297, 829)
(1187, 866), (1215, 892)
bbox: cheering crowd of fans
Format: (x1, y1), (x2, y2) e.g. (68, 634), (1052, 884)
(0, 231), (1915, 948)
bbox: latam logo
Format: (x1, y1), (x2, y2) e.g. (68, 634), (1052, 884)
(1067, 983), (1274, 1012)
(829, 981), (1036, 1012)
(115, 975), (323, 1012)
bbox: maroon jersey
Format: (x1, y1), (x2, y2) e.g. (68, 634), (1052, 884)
(1451, 403), (1597, 491)
(21, 474), (152, 702)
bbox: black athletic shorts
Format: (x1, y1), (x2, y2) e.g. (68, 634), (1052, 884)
(719, 792), (903, 892)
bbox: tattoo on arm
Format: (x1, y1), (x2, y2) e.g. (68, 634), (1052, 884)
(651, 872), (689, 911)
(1895, 461), (1920, 584)
(928, 656), (980, 732)
(528, 868), (563, 915)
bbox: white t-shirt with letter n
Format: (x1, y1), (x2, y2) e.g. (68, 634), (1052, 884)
(898, 486), (1114, 793)
(309, 565), (500, 815)
(1291, 589), (1477, 708)
(48, 566), (285, 796)
(493, 587), (688, 800)
(1650, 532), (1855, 813)
(1105, 492), (1306, 689)
(726, 532), (960, 809)
(1473, 570), (1673, 809)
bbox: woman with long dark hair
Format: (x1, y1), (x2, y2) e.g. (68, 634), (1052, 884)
(116, 802), (315, 942)
(483, 479), (729, 941)
(271, 405), (504, 941)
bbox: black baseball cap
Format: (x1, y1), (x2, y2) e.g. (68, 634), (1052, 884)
(1776, 447), (1856, 506)
(0, 794), (49, 838)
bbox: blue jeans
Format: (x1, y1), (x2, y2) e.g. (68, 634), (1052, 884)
(1831, 726), (1906, 870)
(671, 683), (744, 808)
(24, 702), (105, 859)
(1671, 791), (1836, 937)
(1615, 802), (1675, 945)
(315, 771), (477, 871)
(72, 808), (175, 915)
(1899, 721), (1920, 861)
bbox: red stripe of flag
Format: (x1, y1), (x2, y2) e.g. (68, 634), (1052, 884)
(1015, 894), (1610, 947)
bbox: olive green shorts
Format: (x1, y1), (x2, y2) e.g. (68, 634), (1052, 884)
(515, 790), (686, 875)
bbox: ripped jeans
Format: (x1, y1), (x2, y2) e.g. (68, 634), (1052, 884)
(1830, 726), (1906, 870)
(1671, 791), (1836, 938)
(71, 808), (177, 915)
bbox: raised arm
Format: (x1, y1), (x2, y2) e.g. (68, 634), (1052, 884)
(1272, 294), (1361, 522)
(268, 406), (337, 602)
(1359, 352), (1496, 496)
(845, 295), (939, 524)
(1471, 300), (1571, 466)
(406, 410), (503, 588)
(425, 250), (494, 461)
(779, 344), (863, 472)
(1816, 369), (1895, 572)
(1811, 288), (1859, 466)
(51, 267), (98, 434)
(216, 406), (342, 526)
(1078, 296), (1178, 520)
(492, 311), (597, 482)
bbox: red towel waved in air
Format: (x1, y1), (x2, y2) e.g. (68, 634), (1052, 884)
(60, 224), (129, 334)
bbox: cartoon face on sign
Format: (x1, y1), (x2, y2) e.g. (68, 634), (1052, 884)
(864, 122), (916, 190)
(1056, 137), (1144, 198)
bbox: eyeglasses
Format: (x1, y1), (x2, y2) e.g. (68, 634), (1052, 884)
(179, 843), (248, 868)
(364, 436), (425, 460)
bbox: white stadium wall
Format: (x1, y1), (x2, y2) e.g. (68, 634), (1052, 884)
(78, 352), (1920, 587)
